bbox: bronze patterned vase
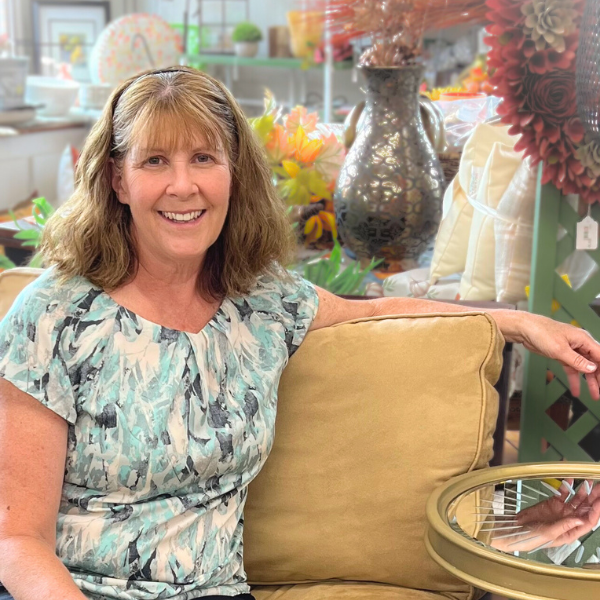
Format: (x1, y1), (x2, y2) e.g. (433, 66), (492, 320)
(334, 65), (445, 263)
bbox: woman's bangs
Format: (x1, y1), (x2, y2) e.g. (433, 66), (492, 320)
(129, 102), (224, 156)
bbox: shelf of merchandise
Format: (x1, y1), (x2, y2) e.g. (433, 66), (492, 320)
(181, 50), (351, 119)
(182, 53), (352, 70)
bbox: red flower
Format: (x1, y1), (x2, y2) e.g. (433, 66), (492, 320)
(528, 51), (549, 74)
(522, 40), (536, 58)
(523, 72), (577, 127)
(564, 117), (585, 144)
(547, 48), (575, 70)
(485, 0), (597, 200)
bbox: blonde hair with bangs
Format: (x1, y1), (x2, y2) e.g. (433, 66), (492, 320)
(41, 67), (295, 299)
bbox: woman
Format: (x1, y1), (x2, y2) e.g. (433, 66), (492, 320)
(0, 67), (599, 600)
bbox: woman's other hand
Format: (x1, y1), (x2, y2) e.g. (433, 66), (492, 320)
(490, 479), (600, 553)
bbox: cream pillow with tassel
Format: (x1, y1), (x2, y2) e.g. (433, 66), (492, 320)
(429, 123), (515, 283)
(459, 141), (523, 301)
(495, 158), (538, 303)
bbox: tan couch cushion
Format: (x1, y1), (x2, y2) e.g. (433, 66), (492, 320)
(253, 582), (459, 600)
(0, 268), (43, 319)
(245, 313), (503, 600)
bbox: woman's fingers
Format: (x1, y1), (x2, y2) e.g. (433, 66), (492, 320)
(585, 372), (600, 400)
(587, 483), (600, 504)
(554, 500), (600, 544)
(564, 364), (600, 400)
(570, 479), (593, 511)
(569, 329), (600, 365)
(548, 516), (588, 547)
(562, 331), (600, 400)
(561, 344), (598, 375)
(566, 368), (582, 397)
(586, 498), (600, 529)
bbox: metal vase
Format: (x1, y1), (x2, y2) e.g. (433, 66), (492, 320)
(334, 66), (445, 263)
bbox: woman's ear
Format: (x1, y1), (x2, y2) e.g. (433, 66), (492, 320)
(108, 158), (126, 204)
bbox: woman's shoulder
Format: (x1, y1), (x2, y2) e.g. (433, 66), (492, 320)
(234, 266), (318, 322)
(244, 265), (312, 301)
(233, 266), (318, 355)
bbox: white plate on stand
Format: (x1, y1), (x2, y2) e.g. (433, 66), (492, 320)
(0, 106), (38, 126)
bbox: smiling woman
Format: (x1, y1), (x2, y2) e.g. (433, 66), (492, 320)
(2, 66), (600, 600)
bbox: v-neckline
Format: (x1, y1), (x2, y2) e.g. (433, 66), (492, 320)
(100, 290), (227, 336)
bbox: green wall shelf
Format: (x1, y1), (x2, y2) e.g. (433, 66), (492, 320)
(183, 53), (353, 70)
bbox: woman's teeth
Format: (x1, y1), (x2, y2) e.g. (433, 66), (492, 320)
(160, 210), (204, 222)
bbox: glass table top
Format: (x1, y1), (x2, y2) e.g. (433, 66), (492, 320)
(448, 477), (600, 569)
(426, 464), (600, 600)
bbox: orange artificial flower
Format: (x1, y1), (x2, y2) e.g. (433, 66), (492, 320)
(293, 126), (323, 165)
(266, 123), (293, 163)
(285, 106), (318, 134)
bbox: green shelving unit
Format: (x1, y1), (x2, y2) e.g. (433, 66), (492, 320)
(181, 53), (352, 118)
(182, 53), (353, 70)
(520, 164), (600, 462)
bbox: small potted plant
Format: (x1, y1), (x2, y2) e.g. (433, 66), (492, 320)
(231, 22), (262, 58)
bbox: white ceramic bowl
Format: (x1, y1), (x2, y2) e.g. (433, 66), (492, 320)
(25, 76), (80, 117)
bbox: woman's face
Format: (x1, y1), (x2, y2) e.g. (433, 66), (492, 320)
(111, 131), (231, 272)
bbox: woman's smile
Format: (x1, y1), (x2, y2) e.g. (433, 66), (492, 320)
(158, 209), (207, 225)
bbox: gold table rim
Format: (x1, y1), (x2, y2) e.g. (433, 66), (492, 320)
(426, 463), (600, 600)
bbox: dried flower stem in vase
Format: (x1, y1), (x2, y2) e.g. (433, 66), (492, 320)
(306, 0), (488, 67)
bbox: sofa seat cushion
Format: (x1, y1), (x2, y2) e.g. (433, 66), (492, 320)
(252, 583), (466, 600)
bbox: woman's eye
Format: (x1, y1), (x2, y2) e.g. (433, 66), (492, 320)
(146, 156), (162, 165)
(196, 154), (213, 164)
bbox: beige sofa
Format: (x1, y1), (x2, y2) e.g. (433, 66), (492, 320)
(0, 269), (504, 600)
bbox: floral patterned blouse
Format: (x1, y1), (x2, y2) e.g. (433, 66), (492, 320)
(0, 267), (319, 600)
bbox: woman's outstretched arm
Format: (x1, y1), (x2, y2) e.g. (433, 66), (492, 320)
(309, 286), (600, 400)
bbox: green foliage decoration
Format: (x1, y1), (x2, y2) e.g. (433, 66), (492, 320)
(231, 22), (263, 43)
(297, 239), (382, 295)
(0, 197), (55, 271)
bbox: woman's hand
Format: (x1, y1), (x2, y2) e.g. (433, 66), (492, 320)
(496, 311), (600, 400)
(490, 479), (600, 553)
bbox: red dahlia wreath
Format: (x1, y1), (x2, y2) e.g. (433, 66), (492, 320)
(486, 0), (600, 202)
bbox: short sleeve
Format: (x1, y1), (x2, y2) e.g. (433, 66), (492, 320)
(278, 270), (319, 357)
(0, 281), (77, 424)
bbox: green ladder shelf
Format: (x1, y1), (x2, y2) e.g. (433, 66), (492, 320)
(520, 165), (600, 462)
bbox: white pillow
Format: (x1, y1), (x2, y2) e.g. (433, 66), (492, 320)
(429, 123), (515, 283)
(429, 177), (472, 282)
(459, 141), (523, 301)
(495, 158), (537, 304)
(382, 268), (461, 301)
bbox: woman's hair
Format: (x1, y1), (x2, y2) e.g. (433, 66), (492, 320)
(40, 66), (295, 299)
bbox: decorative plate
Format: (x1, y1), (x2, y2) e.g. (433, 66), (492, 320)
(90, 13), (183, 85)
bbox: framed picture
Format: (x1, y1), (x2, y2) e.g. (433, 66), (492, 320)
(33, 1), (110, 82)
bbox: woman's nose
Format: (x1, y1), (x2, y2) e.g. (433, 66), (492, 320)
(166, 163), (198, 198)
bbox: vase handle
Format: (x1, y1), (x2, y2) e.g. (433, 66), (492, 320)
(419, 96), (446, 153)
(343, 100), (366, 150)
(343, 97), (446, 153)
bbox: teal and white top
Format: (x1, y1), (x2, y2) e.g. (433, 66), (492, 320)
(0, 267), (319, 600)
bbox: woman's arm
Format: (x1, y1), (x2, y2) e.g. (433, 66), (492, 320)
(309, 287), (600, 399)
(0, 379), (88, 600)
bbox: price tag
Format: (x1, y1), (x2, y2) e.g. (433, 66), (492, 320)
(576, 215), (599, 250)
